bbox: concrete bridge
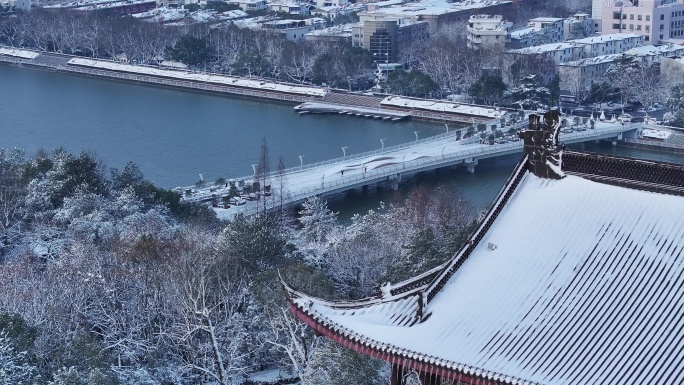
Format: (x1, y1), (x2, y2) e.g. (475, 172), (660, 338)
(182, 121), (642, 219)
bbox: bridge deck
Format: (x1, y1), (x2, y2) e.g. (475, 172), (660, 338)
(183, 121), (641, 219)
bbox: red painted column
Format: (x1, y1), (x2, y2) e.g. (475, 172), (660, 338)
(391, 363), (405, 385)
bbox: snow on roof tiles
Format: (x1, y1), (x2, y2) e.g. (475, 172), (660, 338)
(291, 165), (684, 385)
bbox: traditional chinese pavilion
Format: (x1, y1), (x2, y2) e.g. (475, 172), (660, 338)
(284, 110), (684, 385)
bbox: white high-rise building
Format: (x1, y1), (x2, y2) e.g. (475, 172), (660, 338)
(593, 0), (684, 43)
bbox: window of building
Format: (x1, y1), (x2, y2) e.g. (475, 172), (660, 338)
(637, 25), (642, 30)
(645, 35), (649, 41)
(646, 15), (650, 21)
(661, 24), (664, 31)
(661, 14), (665, 20)
(623, 14), (627, 19)
(638, 15), (642, 20)
(630, 24), (634, 30)
(646, 25), (650, 32)
(613, 23), (621, 29)
(630, 14), (634, 20)
(660, 34), (664, 39)
(623, 24), (627, 29)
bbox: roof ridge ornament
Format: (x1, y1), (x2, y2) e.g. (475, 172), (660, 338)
(519, 109), (565, 179)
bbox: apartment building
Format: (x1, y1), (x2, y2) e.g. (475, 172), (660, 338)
(466, 14), (513, 49)
(593, 0), (684, 43)
(506, 33), (644, 64)
(352, 15), (428, 64)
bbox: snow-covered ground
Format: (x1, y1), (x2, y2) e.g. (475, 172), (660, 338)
(67, 58), (328, 97)
(132, 7), (187, 22)
(381, 96), (506, 119)
(0, 47), (39, 59)
(247, 368), (298, 384)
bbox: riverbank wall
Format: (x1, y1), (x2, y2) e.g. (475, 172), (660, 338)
(0, 48), (502, 125)
(622, 137), (684, 154)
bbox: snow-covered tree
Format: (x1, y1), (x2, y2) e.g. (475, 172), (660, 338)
(666, 84), (684, 127)
(295, 196), (340, 268)
(0, 332), (35, 385)
(504, 75), (551, 110)
(302, 340), (383, 385)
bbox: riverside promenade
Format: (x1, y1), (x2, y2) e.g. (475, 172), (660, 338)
(1, 46), (506, 124)
(181, 120), (642, 219)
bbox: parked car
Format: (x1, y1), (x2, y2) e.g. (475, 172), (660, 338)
(618, 114), (632, 123)
(230, 197), (246, 206)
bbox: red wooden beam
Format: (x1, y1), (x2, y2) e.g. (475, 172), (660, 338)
(288, 301), (508, 385)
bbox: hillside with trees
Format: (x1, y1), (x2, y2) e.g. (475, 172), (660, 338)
(0, 147), (478, 385)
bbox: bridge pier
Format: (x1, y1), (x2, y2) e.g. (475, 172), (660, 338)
(465, 158), (478, 173)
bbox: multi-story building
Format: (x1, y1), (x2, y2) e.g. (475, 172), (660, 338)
(227, 0), (266, 12)
(305, 24), (353, 43)
(509, 15), (595, 49)
(356, 0), (515, 28)
(268, 1), (309, 16)
(261, 18), (326, 41)
(314, 0), (347, 9)
(593, 0), (684, 43)
(572, 33), (644, 55)
(351, 16), (428, 64)
(558, 43), (684, 98)
(564, 13), (595, 39)
(509, 17), (565, 49)
(506, 33), (644, 64)
(528, 17), (565, 41)
(466, 15), (512, 49)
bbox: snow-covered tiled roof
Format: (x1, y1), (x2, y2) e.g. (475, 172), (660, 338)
(510, 26), (539, 39)
(625, 43), (684, 56)
(571, 33), (642, 44)
(289, 151), (684, 385)
(364, 0), (512, 17)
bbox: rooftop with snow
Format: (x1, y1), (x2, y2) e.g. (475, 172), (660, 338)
(286, 110), (684, 385)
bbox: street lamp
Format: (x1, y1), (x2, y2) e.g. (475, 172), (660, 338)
(380, 138), (385, 150)
(341, 146), (347, 157)
(298, 155), (304, 167)
(251, 164), (257, 177)
(414, 131), (419, 142)
(445, 124), (449, 133)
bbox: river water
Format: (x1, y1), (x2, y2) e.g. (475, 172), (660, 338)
(3, 64), (684, 220)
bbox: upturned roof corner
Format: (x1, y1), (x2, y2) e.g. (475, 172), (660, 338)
(519, 109), (565, 179)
